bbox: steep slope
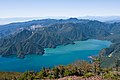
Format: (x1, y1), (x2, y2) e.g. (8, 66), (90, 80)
(0, 29), (44, 58)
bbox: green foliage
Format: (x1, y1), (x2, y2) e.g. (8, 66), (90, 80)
(47, 74), (54, 79)
(84, 72), (94, 78)
(103, 72), (114, 79)
(72, 60), (92, 74)
(0, 72), (21, 80)
(37, 70), (46, 79)
(18, 71), (36, 80)
(17, 60), (94, 79)
(63, 69), (72, 76)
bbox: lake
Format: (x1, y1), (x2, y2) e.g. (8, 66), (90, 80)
(0, 39), (111, 72)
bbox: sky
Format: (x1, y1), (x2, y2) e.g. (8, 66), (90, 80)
(0, 0), (120, 18)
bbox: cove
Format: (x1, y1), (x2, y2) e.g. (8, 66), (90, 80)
(0, 39), (111, 72)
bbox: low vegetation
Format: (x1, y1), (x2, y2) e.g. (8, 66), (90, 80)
(0, 72), (21, 80)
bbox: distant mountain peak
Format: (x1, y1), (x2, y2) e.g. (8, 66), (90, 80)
(69, 18), (78, 20)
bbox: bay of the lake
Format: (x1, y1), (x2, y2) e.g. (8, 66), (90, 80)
(0, 39), (111, 72)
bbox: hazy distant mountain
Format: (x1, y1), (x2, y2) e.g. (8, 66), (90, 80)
(0, 17), (68, 25)
(1, 16), (120, 25)
(0, 17), (42, 25)
(105, 20), (120, 23)
(78, 16), (120, 22)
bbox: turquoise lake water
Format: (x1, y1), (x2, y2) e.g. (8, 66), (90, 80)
(0, 39), (111, 72)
